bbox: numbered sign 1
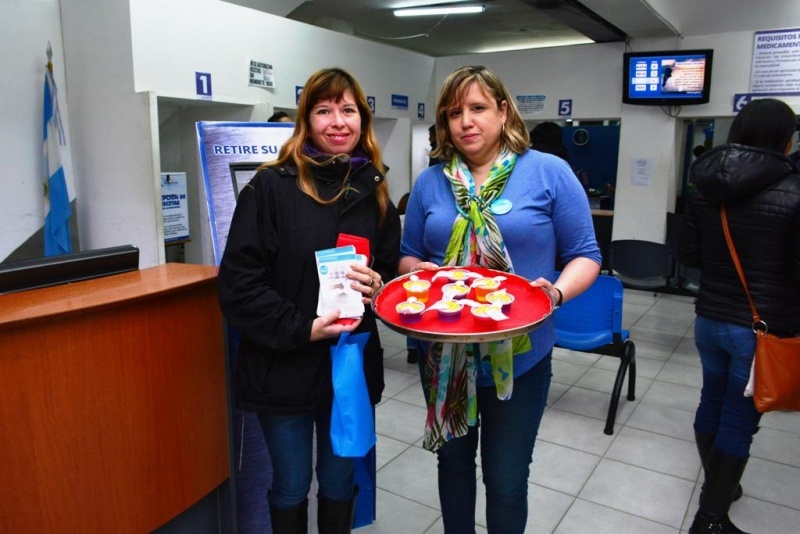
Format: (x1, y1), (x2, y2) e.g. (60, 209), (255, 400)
(558, 99), (573, 117)
(196, 72), (212, 99)
(296, 85), (304, 105)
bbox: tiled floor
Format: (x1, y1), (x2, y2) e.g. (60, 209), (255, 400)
(359, 289), (800, 533)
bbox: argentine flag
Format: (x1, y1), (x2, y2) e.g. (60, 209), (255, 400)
(43, 65), (72, 256)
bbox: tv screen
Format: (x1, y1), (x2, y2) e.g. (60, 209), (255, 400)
(229, 162), (263, 200)
(623, 49), (713, 106)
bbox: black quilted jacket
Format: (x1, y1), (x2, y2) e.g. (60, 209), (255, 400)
(680, 144), (800, 335)
(218, 157), (401, 414)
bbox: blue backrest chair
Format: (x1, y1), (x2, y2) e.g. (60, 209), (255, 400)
(553, 274), (636, 435)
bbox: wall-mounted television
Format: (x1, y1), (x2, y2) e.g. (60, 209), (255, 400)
(623, 49), (713, 106)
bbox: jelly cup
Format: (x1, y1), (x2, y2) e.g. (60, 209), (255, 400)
(486, 290), (515, 313)
(396, 300), (425, 323)
(442, 281), (469, 300)
(403, 279), (431, 303)
(445, 269), (473, 283)
(471, 304), (503, 323)
(473, 277), (502, 302)
(436, 300), (464, 322)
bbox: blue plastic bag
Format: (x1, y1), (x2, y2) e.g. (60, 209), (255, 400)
(330, 331), (375, 457)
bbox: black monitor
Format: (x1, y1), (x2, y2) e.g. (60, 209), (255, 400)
(229, 162), (263, 200)
(623, 49), (713, 106)
(0, 245), (139, 294)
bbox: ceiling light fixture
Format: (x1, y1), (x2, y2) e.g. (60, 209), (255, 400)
(394, 4), (485, 17)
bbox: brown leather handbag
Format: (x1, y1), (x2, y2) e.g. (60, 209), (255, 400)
(721, 206), (800, 413)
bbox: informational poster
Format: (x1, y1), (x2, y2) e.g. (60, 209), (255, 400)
(516, 94), (546, 116)
(750, 28), (800, 94)
(160, 172), (189, 243)
(196, 122), (293, 264)
(630, 157), (653, 186)
(249, 60), (276, 88)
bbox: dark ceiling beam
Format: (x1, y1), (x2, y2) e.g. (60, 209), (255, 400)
(523, 0), (627, 43)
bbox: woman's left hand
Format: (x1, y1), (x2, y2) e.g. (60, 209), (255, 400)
(530, 277), (561, 309)
(348, 263), (384, 304)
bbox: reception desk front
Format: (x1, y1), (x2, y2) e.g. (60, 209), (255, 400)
(0, 263), (229, 533)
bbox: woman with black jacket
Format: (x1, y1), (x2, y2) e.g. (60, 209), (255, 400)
(680, 98), (800, 534)
(217, 68), (401, 533)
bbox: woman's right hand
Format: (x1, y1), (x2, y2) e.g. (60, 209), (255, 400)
(398, 255), (439, 275)
(310, 310), (362, 342)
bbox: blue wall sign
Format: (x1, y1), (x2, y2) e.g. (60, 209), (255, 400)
(417, 103), (425, 119)
(733, 93), (755, 112)
(367, 96), (376, 114)
(558, 99), (573, 117)
(196, 72), (212, 99)
(391, 94), (409, 110)
(295, 85), (304, 105)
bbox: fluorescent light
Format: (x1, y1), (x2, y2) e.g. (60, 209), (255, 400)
(394, 4), (485, 17)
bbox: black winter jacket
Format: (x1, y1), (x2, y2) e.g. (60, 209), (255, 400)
(217, 156), (401, 414)
(680, 144), (800, 335)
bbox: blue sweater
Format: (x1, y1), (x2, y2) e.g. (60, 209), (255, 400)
(401, 149), (601, 384)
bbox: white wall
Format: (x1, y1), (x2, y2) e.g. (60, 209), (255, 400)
(60, 0), (164, 267)
(436, 30), (800, 243)
(0, 0), (75, 261)
(129, 0), (436, 117)
(4, 0), (800, 265)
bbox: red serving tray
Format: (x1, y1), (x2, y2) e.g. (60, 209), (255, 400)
(372, 266), (553, 342)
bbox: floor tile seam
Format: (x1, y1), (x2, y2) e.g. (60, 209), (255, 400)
(545, 400), (631, 426)
(568, 496), (685, 532)
(746, 453), (800, 471)
(375, 431), (424, 448)
(648, 375), (702, 391)
(637, 397), (696, 415)
(736, 494), (800, 512)
(619, 420), (696, 445)
(599, 451), (702, 483)
(756, 422), (800, 436)
(372, 487), (443, 515)
(535, 436), (606, 460)
(576, 492), (690, 531)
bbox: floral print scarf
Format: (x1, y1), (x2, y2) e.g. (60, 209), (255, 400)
(423, 148), (532, 451)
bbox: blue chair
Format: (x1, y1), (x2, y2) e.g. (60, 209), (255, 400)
(553, 274), (636, 435)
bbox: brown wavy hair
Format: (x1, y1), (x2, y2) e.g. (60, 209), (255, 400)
(263, 68), (390, 223)
(430, 65), (530, 163)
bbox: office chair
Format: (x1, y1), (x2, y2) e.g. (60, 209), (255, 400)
(608, 239), (674, 294)
(553, 274), (636, 435)
(666, 212), (700, 296)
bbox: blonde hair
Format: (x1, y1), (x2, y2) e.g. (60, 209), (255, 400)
(262, 68), (390, 223)
(431, 65), (530, 162)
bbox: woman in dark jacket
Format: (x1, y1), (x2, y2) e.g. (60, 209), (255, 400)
(680, 98), (800, 534)
(218, 68), (401, 533)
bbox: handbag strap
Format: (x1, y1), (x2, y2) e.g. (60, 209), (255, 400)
(720, 205), (765, 330)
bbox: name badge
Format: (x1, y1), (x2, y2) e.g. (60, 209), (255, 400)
(490, 198), (512, 215)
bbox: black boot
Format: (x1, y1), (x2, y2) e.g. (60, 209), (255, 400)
(318, 486), (358, 534)
(269, 497), (308, 534)
(695, 431), (743, 502)
(689, 448), (749, 534)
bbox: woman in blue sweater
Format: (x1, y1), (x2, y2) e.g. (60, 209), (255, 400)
(399, 65), (600, 533)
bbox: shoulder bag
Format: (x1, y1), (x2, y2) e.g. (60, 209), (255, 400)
(721, 205), (800, 412)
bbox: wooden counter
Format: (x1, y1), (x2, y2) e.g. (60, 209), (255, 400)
(0, 263), (229, 533)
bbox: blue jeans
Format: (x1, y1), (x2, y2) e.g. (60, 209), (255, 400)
(693, 316), (762, 458)
(258, 408), (354, 508)
(434, 353), (552, 534)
